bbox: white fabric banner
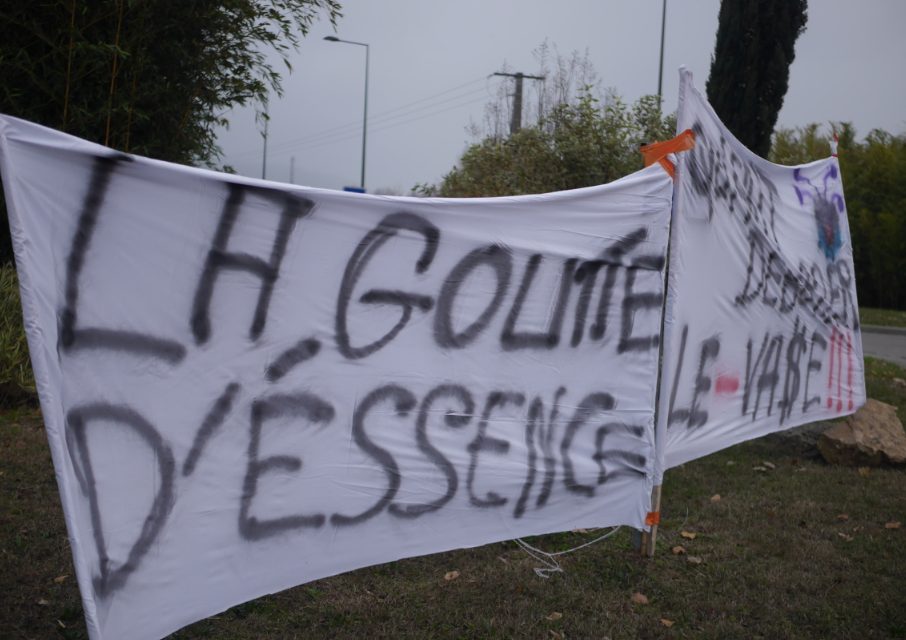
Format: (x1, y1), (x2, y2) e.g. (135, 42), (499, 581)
(0, 115), (671, 640)
(656, 69), (866, 478)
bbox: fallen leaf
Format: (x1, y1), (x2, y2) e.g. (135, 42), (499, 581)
(858, 467), (871, 477)
(710, 494), (721, 503)
(671, 545), (686, 555)
(885, 521), (902, 530)
(660, 618), (675, 628)
(762, 461), (776, 470)
(631, 592), (649, 605)
(680, 530), (697, 540)
(444, 570), (460, 581)
(37, 598), (49, 606)
(53, 575), (68, 584)
(686, 556), (703, 565)
(546, 611), (563, 621)
(836, 514), (850, 522)
(837, 532), (854, 542)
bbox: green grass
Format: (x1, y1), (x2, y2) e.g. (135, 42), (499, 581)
(860, 307), (906, 329)
(0, 265), (35, 405)
(2, 362), (905, 639)
(866, 357), (906, 416)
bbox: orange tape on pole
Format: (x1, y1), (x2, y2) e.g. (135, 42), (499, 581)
(639, 128), (696, 179)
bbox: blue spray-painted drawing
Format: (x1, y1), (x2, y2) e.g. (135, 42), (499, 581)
(793, 165), (846, 261)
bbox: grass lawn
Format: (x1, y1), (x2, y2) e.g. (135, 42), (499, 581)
(1, 359), (904, 639)
(860, 307), (906, 329)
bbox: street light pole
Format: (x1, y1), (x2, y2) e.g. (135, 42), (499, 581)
(324, 36), (369, 191)
(657, 0), (667, 102)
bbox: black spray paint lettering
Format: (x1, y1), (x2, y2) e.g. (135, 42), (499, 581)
(742, 333), (783, 421)
(65, 404), (175, 598)
(183, 382), (241, 476)
(560, 393), (615, 496)
(466, 391), (525, 507)
(593, 422), (647, 485)
(560, 392), (647, 497)
(668, 321), (830, 432)
(687, 337), (720, 428)
(265, 337), (321, 382)
(59, 154), (186, 363)
(435, 244), (513, 349)
(742, 324), (830, 423)
(618, 266), (663, 354)
(513, 397), (544, 519)
(513, 389), (572, 519)
(802, 331), (827, 412)
(686, 119), (779, 243)
(191, 183), (314, 345)
(735, 226), (858, 331)
(239, 392), (335, 541)
(330, 385), (416, 527)
(586, 228), (664, 346)
(501, 255), (577, 350)
(389, 384), (474, 518)
(63, 381), (649, 592)
(498, 228), (664, 352)
(336, 223), (663, 357)
(335, 212), (439, 359)
(666, 325), (721, 429)
(531, 387), (566, 512)
(778, 318), (808, 424)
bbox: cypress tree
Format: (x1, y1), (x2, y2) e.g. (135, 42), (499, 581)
(706, 0), (808, 158)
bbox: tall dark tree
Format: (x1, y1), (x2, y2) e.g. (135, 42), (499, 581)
(0, 0), (341, 265)
(706, 0), (807, 158)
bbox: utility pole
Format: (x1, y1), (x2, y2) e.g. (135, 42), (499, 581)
(657, 0), (667, 102)
(493, 71), (545, 135)
(261, 104), (269, 180)
(289, 156), (295, 184)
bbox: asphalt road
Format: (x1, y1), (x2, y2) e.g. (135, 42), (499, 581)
(861, 325), (906, 368)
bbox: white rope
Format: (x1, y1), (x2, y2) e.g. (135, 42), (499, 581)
(514, 527), (622, 578)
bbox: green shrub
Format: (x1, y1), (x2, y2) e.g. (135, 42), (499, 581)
(0, 264), (35, 405)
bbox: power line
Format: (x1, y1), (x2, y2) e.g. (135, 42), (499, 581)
(230, 76), (489, 158)
(256, 83), (489, 155)
(264, 91), (489, 156)
(264, 84), (489, 155)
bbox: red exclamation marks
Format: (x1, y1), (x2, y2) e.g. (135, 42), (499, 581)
(826, 328), (856, 413)
(826, 329), (836, 409)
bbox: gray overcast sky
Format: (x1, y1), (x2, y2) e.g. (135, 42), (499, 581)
(216, 0), (906, 193)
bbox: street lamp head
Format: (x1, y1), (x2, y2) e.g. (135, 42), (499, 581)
(323, 35), (339, 41)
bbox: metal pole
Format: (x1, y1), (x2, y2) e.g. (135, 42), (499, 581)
(261, 105), (268, 180)
(324, 36), (370, 191)
(657, 0), (667, 102)
(361, 43), (369, 191)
